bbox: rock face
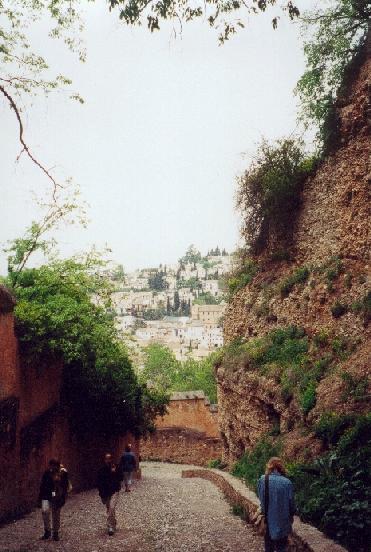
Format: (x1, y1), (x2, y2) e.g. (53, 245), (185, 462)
(218, 47), (370, 464)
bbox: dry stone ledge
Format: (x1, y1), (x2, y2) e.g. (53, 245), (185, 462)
(182, 468), (347, 552)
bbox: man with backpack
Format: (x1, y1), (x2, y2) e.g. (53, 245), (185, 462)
(119, 444), (137, 492)
(38, 458), (70, 541)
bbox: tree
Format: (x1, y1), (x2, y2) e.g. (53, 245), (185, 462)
(109, 0), (300, 43)
(111, 264), (126, 282)
(148, 270), (168, 291)
(296, 0), (370, 151)
(180, 244), (202, 265)
(173, 290), (180, 312)
(236, 138), (316, 254)
(140, 343), (178, 393)
(1, 0), (85, 197)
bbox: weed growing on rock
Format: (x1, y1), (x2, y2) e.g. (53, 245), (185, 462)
(279, 266), (310, 297)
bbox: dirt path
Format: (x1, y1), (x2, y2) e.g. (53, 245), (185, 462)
(0, 462), (263, 552)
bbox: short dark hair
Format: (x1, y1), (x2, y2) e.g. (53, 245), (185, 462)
(49, 458), (61, 468)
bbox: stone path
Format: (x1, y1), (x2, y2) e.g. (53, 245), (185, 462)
(0, 462), (263, 552)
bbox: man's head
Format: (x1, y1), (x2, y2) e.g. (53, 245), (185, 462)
(49, 458), (61, 470)
(104, 453), (113, 465)
(125, 444), (132, 453)
(265, 457), (286, 476)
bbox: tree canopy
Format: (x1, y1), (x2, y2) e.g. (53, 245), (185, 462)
(296, 0), (370, 151)
(2, 231), (167, 437)
(139, 343), (218, 402)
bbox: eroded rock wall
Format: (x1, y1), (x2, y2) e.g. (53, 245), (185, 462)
(219, 50), (370, 464)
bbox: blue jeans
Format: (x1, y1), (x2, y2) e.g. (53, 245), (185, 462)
(264, 533), (288, 552)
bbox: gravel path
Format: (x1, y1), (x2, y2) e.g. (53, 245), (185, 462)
(0, 462), (263, 552)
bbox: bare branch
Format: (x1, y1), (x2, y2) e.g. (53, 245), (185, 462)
(0, 84), (62, 202)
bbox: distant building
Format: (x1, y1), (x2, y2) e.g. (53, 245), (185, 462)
(201, 280), (219, 297)
(191, 303), (226, 327)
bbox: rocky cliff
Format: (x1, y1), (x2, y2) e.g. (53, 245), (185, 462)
(217, 45), (370, 464)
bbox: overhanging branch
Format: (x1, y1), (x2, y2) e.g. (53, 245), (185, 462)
(0, 84), (62, 201)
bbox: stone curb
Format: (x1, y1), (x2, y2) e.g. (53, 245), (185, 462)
(182, 468), (347, 552)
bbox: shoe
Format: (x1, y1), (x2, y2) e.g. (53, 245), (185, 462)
(108, 528), (114, 536)
(41, 530), (51, 540)
(53, 532), (59, 541)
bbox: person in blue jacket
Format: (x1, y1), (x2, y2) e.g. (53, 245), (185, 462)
(257, 457), (296, 552)
(119, 444), (137, 492)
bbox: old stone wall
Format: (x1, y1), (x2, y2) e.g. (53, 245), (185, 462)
(141, 391), (222, 465)
(141, 427), (223, 465)
(155, 391), (220, 437)
(0, 286), (138, 523)
(219, 50), (370, 463)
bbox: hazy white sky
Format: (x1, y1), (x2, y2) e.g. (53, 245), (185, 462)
(1, 1), (315, 273)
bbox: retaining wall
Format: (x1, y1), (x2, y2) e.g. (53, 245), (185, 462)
(182, 468), (347, 552)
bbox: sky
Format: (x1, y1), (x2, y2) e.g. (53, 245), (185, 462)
(0, 0), (316, 273)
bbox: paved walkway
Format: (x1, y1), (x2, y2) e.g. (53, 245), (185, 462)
(0, 462), (263, 552)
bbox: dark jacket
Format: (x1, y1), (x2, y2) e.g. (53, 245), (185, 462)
(96, 464), (122, 500)
(38, 468), (69, 508)
(119, 451), (137, 472)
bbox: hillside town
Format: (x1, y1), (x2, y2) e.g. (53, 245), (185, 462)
(107, 246), (232, 360)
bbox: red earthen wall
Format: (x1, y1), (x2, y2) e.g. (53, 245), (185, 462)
(155, 396), (219, 437)
(0, 287), (138, 522)
(141, 393), (222, 465)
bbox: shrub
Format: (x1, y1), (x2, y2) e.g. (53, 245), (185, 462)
(331, 301), (348, 318)
(340, 371), (369, 403)
(299, 381), (317, 415)
(207, 458), (225, 469)
(228, 259), (258, 295)
(315, 413), (356, 447)
(231, 436), (282, 489)
(289, 415), (371, 550)
(236, 139), (317, 254)
(280, 266), (310, 297)
(351, 291), (371, 325)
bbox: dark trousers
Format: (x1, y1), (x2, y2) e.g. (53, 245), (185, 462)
(264, 533), (288, 552)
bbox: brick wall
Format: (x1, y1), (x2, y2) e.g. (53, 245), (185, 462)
(141, 391), (223, 465)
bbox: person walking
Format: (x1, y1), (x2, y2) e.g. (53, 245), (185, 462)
(38, 458), (70, 541)
(119, 444), (137, 492)
(257, 457), (296, 552)
(96, 453), (122, 536)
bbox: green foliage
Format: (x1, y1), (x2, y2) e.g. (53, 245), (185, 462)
(207, 458), (224, 469)
(236, 139), (317, 253)
(109, 0), (300, 44)
(314, 413), (357, 447)
(180, 244), (202, 265)
(193, 292), (222, 305)
(231, 504), (245, 519)
(290, 414), (371, 550)
(218, 326), (336, 416)
(1, 0), (85, 101)
(299, 381), (316, 415)
(140, 344), (218, 403)
(177, 277), (201, 291)
(340, 371), (369, 402)
(6, 255), (166, 437)
(269, 249), (291, 262)
(231, 436), (282, 489)
(142, 307), (167, 320)
(351, 291), (371, 324)
(227, 258), (258, 295)
(148, 270), (168, 291)
(279, 266), (310, 297)
(296, 0), (370, 152)
(331, 301), (348, 318)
